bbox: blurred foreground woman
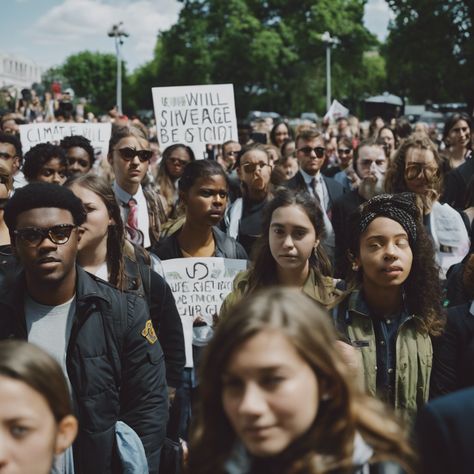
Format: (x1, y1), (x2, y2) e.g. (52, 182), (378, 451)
(0, 340), (78, 474)
(189, 288), (415, 474)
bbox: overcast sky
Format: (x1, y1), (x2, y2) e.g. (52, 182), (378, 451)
(2, 0), (394, 72)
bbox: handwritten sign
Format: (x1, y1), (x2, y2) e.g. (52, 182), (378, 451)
(323, 99), (349, 122)
(19, 122), (112, 159)
(162, 257), (247, 366)
(152, 84), (238, 159)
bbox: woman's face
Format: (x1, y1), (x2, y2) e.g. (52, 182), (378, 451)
(273, 124), (289, 147)
(165, 147), (192, 179)
(379, 129), (395, 154)
(68, 184), (112, 254)
(222, 329), (319, 457)
(447, 119), (470, 149)
(0, 375), (59, 474)
(404, 147), (439, 195)
(180, 174), (228, 227)
(269, 205), (317, 275)
(35, 158), (66, 185)
(356, 217), (413, 290)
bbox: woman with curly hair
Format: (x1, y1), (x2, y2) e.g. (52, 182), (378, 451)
(220, 188), (340, 318)
(385, 133), (469, 279)
(189, 288), (416, 474)
(333, 193), (444, 423)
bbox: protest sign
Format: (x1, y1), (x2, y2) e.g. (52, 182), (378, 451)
(19, 122), (112, 159)
(152, 84), (238, 159)
(323, 99), (349, 122)
(161, 257), (247, 366)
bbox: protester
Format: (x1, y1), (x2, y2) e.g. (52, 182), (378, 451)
(153, 159), (247, 442)
(220, 188), (339, 318)
(190, 288), (415, 474)
(108, 124), (167, 248)
(0, 182), (168, 473)
(269, 121), (293, 148)
(0, 339), (78, 474)
(333, 193), (444, 422)
(223, 143), (273, 256)
(378, 125), (398, 162)
(60, 134), (95, 176)
(332, 138), (387, 276)
(22, 142), (67, 185)
(66, 173), (185, 394)
(156, 143), (195, 218)
(385, 133), (470, 279)
(273, 153), (299, 180)
(330, 136), (356, 191)
(441, 112), (472, 170)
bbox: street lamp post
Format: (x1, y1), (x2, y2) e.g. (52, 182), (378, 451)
(108, 22), (129, 115)
(321, 31), (339, 111)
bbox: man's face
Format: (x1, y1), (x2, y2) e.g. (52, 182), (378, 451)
(355, 145), (386, 180)
(66, 147), (92, 176)
(237, 149), (271, 192)
(222, 142), (241, 169)
(0, 142), (18, 174)
(1, 120), (19, 136)
(295, 137), (325, 176)
(13, 208), (80, 286)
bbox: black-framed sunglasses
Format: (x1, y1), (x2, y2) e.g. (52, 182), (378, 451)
(338, 148), (352, 155)
(116, 147), (153, 162)
(297, 146), (325, 158)
(14, 224), (77, 247)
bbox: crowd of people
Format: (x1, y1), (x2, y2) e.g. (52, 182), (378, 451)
(0, 100), (473, 474)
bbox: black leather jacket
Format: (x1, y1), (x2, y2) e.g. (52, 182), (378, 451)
(0, 266), (168, 474)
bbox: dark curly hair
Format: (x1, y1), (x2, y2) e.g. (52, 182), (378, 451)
(60, 135), (95, 166)
(4, 182), (87, 243)
(246, 187), (332, 294)
(346, 197), (445, 337)
(385, 133), (443, 197)
(23, 143), (66, 182)
(0, 132), (22, 158)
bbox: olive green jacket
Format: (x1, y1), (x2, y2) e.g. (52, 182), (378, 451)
(219, 269), (341, 320)
(333, 290), (432, 423)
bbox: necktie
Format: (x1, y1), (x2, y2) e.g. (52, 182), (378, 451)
(126, 198), (144, 246)
(309, 178), (321, 204)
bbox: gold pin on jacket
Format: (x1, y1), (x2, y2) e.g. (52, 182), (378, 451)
(141, 320), (158, 344)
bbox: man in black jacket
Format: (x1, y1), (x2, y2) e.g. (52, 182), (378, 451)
(0, 183), (168, 474)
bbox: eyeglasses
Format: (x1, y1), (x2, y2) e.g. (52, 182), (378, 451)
(116, 147), (153, 162)
(14, 224), (77, 247)
(241, 161), (270, 173)
(167, 157), (190, 167)
(0, 152), (14, 160)
(67, 157), (90, 168)
(405, 163), (440, 181)
(338, 148), (352, 155)
(297, 146), (325, 158)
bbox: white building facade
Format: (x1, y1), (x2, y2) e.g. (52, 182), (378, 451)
(0, 53), (42, 91)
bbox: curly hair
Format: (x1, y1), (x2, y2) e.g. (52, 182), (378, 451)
(384, 133), (443, 197)
(23, 143), (66, 182)
(345, 197), (445, 337)
(189, 288), (416, 474)
(60, 135), (95, 166)
(246, 187), (332, 294)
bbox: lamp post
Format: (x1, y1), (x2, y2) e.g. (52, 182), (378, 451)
(321, 31), (339, 111)
(108, 22), (129, 115)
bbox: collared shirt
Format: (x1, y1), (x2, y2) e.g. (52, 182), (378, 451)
(113, 181), (151, 248)
(349, 290), (410, 405)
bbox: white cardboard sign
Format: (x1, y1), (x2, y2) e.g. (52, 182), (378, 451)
(152, 84), (238, 159)
(161, 257), (247, 366)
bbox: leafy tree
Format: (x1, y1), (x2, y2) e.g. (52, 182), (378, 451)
(131, 0), (382, 117)
(384, 0), (474, 110)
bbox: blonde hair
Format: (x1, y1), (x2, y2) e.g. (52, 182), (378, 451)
(189, 288), (415, 474)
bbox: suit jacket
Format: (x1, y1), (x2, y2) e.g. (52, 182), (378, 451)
(285, 171), (345, 212)
(442, 157), (474, 210)
(416, 386), (474, 474)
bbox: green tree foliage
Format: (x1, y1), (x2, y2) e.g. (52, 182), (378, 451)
(384, 0), (473, 108)
(131, 0), (383, 117)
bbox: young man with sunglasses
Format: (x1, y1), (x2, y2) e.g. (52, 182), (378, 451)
(0, 182), (168, 473)
(108, 129), (156, 248)
(286, 129), (345, 263)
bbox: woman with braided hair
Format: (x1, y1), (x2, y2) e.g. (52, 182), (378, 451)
(333, 192), (445, 423)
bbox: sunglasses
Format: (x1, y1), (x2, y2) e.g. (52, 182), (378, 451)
(67, 157), (90, 168)
(241, 161), (270, 173)
(338, 148), (352, 155)
(14, 224), (77, 247)
(405, 163), (440, 181)
(116, 147), (153, 162)
(167, 157), (190, 167)
(297, 146), (325, 158)
(0, 152), (14, 160)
